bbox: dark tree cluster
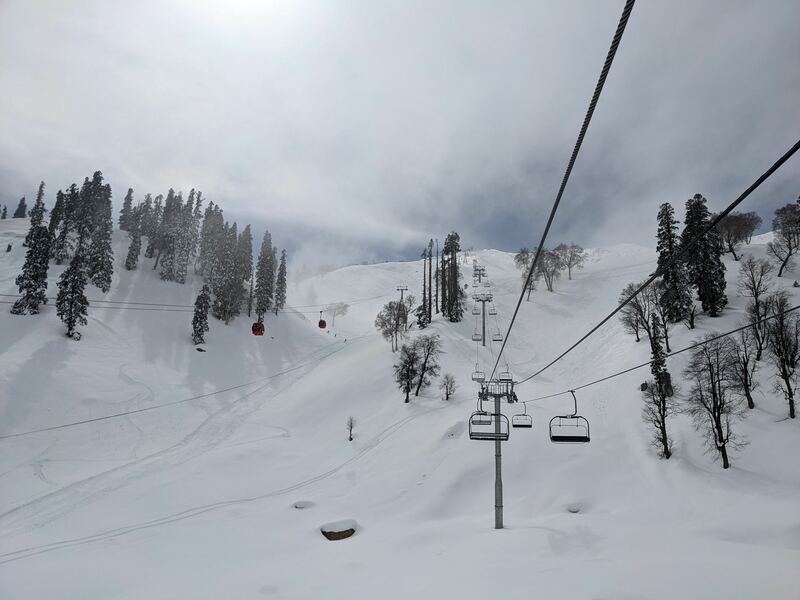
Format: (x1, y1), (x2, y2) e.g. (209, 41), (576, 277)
(514, 242), (587, 297)
(9, 175), (289, 342)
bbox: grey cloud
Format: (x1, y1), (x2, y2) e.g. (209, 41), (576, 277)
(1, 0), (798, 268)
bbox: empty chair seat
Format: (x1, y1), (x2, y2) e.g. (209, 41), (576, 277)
(469, 412), (510, 441)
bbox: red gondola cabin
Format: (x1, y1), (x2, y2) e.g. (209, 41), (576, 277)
(252, 322), (265, 336)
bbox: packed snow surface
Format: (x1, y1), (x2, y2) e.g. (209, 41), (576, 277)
(1, 219), (798, 598)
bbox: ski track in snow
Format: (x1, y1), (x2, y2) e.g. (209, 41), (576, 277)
(0, 400), (448, 564)
(0, 337), (361, 540)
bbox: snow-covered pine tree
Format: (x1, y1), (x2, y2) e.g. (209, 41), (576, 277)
(1, 206), (6, 219)
(274, 249), (287, 315)
(125, 206), (142, 270)
(144, 194), (163, 259)
(656, 203), (692, 324)
(10, 225), (50, 315)
(234, 224), (253, 309)
(681, 194), (726, 316)
(12, 197), (27, 218)
(174, 191), (196, 284)
(189, 191), (203, 270)
(56, 251), (89, 339)
(442, 231), (464, 321)
(254, 229), (274, 319)
(211, 222), (239, 323)
(53, 184), (79, 264)
(48, 189), (65, 239)
(415, 245), (430, 328)
(158, 189), (181, 279)
(192, 284), (211, 344)
(86, 183), (114, 292)
(118, 188), (134, 231)
(23, 182), (46, 247)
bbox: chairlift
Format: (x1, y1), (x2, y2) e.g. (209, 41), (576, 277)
(488, 306), (497, 316)
(512, 403), (532, 428)
(471, 368), (486, 383)
(498, 371), (513, 383)
(491, 333), (503, 342)
(483, 281), (491, 288)
(469, 411), (510, 441)
(251, 321), (265, 336)
(471, 333), (482, 342)
(549, 390), (590, 443)
(318, 311), (327, 329)
(472, 306), (481, 316)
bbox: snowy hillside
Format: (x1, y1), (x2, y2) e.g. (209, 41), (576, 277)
(1, 219), (799, 599)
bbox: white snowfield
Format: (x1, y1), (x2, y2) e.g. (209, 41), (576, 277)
(0, 218), (798, 599)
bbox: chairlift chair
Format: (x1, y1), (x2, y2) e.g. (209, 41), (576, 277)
(491, 333), (503, 342)
(488, 306), (497, 316)
(512, 403), (532, 428)
(498, 371), (513, 383)
(251, 321), (265, 336)
(471, 367), (486, 383)
(483, 281), (491, 288)
(472, 306), (481, 315)
(469, 411), (510, 441)
(549, 391), (590, 443)
(471, 333), (483, 342)
(318, 311), (327, 329)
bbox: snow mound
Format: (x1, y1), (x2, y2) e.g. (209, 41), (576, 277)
(320, 519), (359, 540)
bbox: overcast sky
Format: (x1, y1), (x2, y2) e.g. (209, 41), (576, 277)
(1, 0), (798, 268)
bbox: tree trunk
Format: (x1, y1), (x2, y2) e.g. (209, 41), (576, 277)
(789, 386), (796, 419)
(745, 387), (754, 409)
(663, 323), (671, 353)
(404, 386), (410, 403)
(660, 424), (671, 459)
(414, 354), (429, 396)
(152, 250), (161, 269)
(719, 443), (730, 469)
(778, 257), (789, 277)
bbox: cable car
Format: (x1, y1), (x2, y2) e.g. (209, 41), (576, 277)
(318, 311), (327, 329)
(469, 411), (510, 441)
(491, 333), (503, 342)
(512, 403), (532, 428)
(549, 391), (590, 443)
(252, 321), (265, 336)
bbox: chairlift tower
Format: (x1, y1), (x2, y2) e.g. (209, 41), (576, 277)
(473, 265), (486, 283)
(397, 285), (408, 328)
(474, 376), (516, 529)
(472, 292), (493, 346)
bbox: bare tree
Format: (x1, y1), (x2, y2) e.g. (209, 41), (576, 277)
(326, 302), (349, 327)
(766, 204), (800, 277)
(618, 281), (656, 345)
(413, 334), (442, 396)
(642, 381), (676, 459)
(684, 304), (697, 330)
(534, 249), (563, 292)
(514, 247), (536, 299)
(375, 300), (407, 351)
(738, 255), (773, 360)
(714, 211), (762, 260)
(440, 374), (457, 400)
(766, 291), (800, 419)
(730, 327), (759, 409)
(683, 335), (747, 469)
(642, 313), (675, 458)
(393, 342), (421, 402)
(554, 242), (587, 280)
(346, 416), (355, 441)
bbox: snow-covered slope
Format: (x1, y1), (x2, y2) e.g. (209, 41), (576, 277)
(1, 219), (798, 599)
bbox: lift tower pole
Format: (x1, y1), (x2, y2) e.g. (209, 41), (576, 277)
(494, 390), (503, 529)
(472, 293), (493, 347)
(396, 285), (408, 329)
